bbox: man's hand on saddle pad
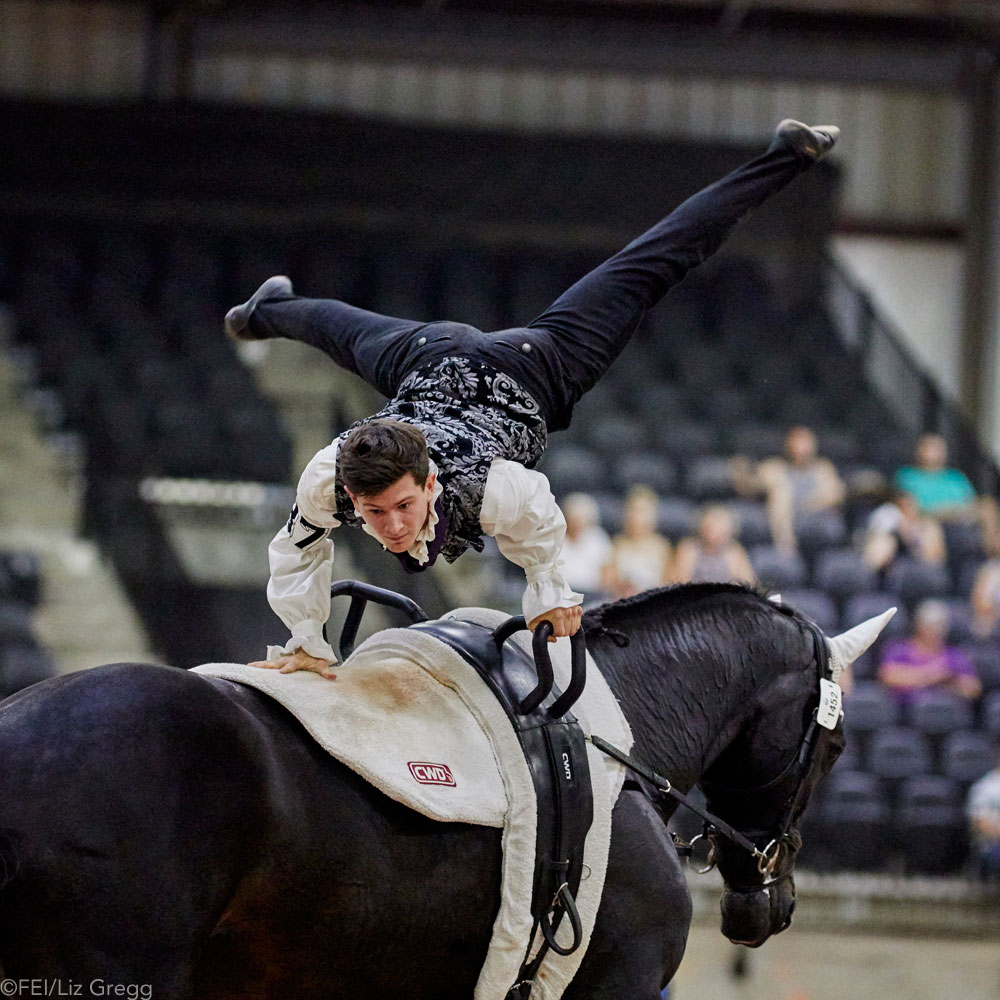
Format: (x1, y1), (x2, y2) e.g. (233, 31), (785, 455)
(248, 649), (337, 680)
(528, 605), (583, 641)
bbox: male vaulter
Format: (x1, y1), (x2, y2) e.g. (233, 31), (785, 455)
(226, 120), (839, 679)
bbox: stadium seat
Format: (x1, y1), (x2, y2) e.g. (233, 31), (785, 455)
(779, 588), (838, 631)
(982, 690), (1000, 737)
(654, 421), (719, 461)
(819, 770), (893, 871)
(884, 558), (951, 607)
(965, 639), (1000, 692)
(908, 688), (975, 734)
(725, 499), (771, 547)
(895, 774), (969, 874)
(0, 601), (36, 645)
(843, 681), (901, 734)
(866, 726), (933, 785)
(655, 497), (698, 541)
(684, 456), (738, 502)
(812, 547), (878, 601)
(613, 452), (677, 495)
(540, 445), (604, 495)
(749, 546), (807, 590)
(940, 731), (996, 785)
(589, 415), (647, 458)
(794, 509), (848, 561)
(843, 592), (908, 638)
(725, 422), (787, 461)
(0, 644), (57, 698)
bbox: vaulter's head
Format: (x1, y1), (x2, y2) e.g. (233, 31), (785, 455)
(340, 420), (436, 553)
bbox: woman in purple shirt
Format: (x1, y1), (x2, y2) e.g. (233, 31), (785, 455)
(878, 598), (981, 705)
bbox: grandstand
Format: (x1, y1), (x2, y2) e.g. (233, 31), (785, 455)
(3, 1), (1000, 994)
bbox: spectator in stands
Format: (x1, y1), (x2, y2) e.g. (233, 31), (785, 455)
(672, 505), (755, 585)
(966, 753), (1000, 880)
(733, 426), (845, 553)
(862, 487), (946, 580)
(877, 598), (981, 706)
(606, 487), (672, 599)
(970, 537), (1000, 638)
(894, 433), (1000, 547)
(559, 492), (613, 604)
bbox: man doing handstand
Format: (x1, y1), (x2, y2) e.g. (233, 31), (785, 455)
(226, 120), (839, 679)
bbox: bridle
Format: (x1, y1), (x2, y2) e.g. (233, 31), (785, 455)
(592, 615), (841, 890)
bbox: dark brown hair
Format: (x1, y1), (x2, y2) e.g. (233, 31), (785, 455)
(339, 419), (429, 497)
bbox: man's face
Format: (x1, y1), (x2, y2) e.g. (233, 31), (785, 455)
(348, 472), (436, 553)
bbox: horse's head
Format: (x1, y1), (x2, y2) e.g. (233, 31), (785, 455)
(698, 605), (895, 948)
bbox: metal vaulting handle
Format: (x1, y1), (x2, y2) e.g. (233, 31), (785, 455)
(329, 580), (429, 660)
(548, 630), (587, 719)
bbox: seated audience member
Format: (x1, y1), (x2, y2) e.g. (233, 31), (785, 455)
(878, 598), (981, 705)
(971, 538), (1000, 638)
(862, 488), (946, 578)
(559, 492), (613, 603)
(607, 486), (672, 599)
(894, 433), (1000, 546)
(672, 505), (755, 585)
(733, 425), (845, 553)
(966, 754), (1000, 880)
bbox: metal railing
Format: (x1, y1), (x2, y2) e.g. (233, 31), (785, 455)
(824, 254), (1000, 497)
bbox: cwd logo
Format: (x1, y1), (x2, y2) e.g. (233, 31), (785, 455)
(407, 761), (457, 787)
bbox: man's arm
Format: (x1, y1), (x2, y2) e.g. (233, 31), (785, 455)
(480, 458), (583, 638)
(251, 443), (342, 676)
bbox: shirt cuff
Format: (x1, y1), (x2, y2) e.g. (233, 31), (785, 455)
(267, 619), (337, 663)
(522, 565), (584, 624)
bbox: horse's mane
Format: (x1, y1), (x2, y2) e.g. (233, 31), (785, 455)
(582, 582), (799, 661)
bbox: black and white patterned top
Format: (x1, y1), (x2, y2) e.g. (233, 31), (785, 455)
(331, 357), (548, 564)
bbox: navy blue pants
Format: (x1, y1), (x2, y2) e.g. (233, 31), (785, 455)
(247, 133), (813, 431)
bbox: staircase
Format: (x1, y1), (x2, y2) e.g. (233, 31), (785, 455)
(0, 308), (157, 673)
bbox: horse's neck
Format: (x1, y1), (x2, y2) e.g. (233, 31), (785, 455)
(596, 635), (758, 794)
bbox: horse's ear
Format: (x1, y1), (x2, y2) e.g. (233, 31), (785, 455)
(826, 608), (897, 684)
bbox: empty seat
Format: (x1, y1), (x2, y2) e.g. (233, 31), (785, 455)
(684, 456), (738, 501)
(725, 423), (786, 460)
(588, 415), (647, 458)
(896, 774), (968, 874)
(0, 551), (42, 607)
(0, 644), (57, 697)
(908, 689), (974, 736)
(725, 499), (771, 547)
(981, 690), (1000, 736)
(779, 588), (838, 631)
(884, 558), (951, 606)
(843, 681), (900, 736)
(812, 547), (878, 600)
(656, 497), (698, 541)
(613, 452), (677, 495)
(941, 731), (996, 784)
(820, 770), (893, 871)
(843, 592), (908, 638)
(540, 445), (604, 495)
(749, 545), (807, 589)
(966, 639), (1000, 692)
(0, 601), (36, 644)
(866, 726), (932, 782)
(654, 422), (719, 460)
(794, 508), (847, 558)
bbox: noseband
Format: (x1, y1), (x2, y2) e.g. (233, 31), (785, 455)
(592, 616), (839, 890)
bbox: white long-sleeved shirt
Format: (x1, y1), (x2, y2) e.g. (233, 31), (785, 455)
(266, 445), (582, 661)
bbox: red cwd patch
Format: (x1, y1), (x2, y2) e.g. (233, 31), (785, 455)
(407, 761), (456, 786)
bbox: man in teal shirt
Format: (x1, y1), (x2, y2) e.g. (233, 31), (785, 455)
(894, 433), (975, 516)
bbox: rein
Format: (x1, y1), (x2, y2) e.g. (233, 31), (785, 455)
(591, 616), (837, 884)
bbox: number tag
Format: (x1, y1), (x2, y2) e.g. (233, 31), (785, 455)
(817, 678), (843, 730)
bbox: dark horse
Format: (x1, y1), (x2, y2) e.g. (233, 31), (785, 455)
(0, 583), (890, 997)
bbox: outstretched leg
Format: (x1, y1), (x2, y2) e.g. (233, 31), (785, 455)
(226, 277), (430, 399)
(519, 121), (837, 429)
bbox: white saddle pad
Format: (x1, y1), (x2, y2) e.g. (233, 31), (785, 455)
(194, 607), (632, 1000)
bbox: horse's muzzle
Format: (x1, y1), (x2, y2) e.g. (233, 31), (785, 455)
(719, 877), (796, 948)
